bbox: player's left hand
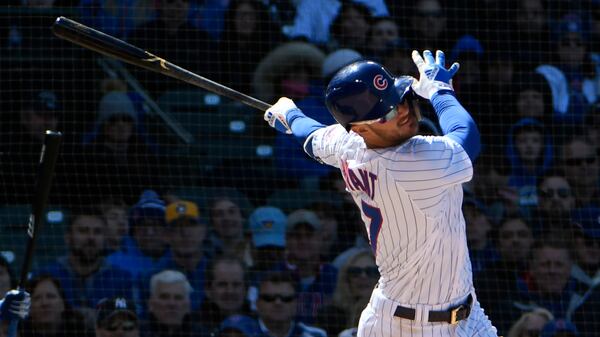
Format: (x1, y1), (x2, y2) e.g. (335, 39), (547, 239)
(411, 50), (459, 99)
(264, 97), (298, 134)
(0, 289), (31, 320)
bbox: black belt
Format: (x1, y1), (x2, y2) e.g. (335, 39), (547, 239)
(393, 294), (473, 324)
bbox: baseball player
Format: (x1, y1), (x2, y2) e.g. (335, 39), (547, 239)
(264, 50), (498, 336)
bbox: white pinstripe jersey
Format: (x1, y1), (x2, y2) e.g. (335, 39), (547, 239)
(309, 124), (474, 305)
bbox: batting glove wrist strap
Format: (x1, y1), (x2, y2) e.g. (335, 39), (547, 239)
(411, 50), (459, 100)
(264, 97), (298, 134)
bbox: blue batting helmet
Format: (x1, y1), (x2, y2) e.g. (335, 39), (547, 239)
(325, 61), (414, 130)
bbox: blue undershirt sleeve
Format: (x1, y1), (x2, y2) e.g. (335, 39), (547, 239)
(287, 108), (326, 159)
(430, 91), (481, 161)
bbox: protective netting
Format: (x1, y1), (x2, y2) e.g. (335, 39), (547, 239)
(0, 1), (599, 337)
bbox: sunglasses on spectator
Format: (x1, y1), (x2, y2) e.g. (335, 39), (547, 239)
(351, 109), (398, 126)
(539, 188), (571, 199)
(260, 294), (296, 303)
(347, 266), (379, 278)
(564, 156), (596, 166)
(102, 320), (138, 332)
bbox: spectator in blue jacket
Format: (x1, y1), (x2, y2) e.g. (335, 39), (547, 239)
(32, 208), (134, 321)
(107, 190), (171, 279)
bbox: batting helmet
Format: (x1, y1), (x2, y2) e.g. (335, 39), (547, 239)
(325, 61), (414, 130)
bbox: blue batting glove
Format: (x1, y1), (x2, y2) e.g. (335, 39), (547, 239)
(411, 50), (460, 99)
(264, 97), (299, 134)
(0, 290), (31, 321)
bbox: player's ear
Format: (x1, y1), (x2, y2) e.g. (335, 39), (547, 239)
(350, 124), (370, 136)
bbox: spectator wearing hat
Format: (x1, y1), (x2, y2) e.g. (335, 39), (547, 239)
(195, 256), (251, 334)
(143, 270), (208, 337)
(95, 297), (139, 337)
(139, 201), (210, 314)
(74, 91), (165, 205)
(107, 190), (171, 279)
(248, 206), (287, 277)
(536, 13), (597, 126)
(273, 48), (362, 180)
(284, 209), (337, 324)
(33, 208), (134, 319)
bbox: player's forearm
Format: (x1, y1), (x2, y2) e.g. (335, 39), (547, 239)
(431, 91), (481, 161)
(288, 109), (326, 145)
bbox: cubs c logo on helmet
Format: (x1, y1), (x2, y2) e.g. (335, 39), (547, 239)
(373, 74), (388, 90)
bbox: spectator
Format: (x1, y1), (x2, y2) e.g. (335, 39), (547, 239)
(77, 91), (164, 205)
(529, 170), (575, 235)
(513, 73), (554, 124)
(195, 256), (250, 333)
(216, 0), (283, 95)
(127, 0), (216, 95)
(506, 308), (554, 337)
(327, 2), (372, 54)
(506, 118), (554, 208)
(475, 217), (534, 333)
(463, 197), (499, 275)
(255, 271), (326, 337)
(140, 200), (210, 312)
(207, 196), (250, 264)
(95, 297), (140, 337)
(507, 0), (553, 71)
(560, 137), (599, 208)
(316, 248), (377, 336)
(536, 13), (597, 126)
(98, 197), (129, 253)
(514, 239), (577, 320)
(570, 222), (600, 294)
(405, 0), (454, 52)
(217, 314), (261, 337)
(253, 42), (325, 104)
(285, 209), (337, 324)
(309, 202), (345, 261)
(144, 270), (207, 337)
(273, 48), (359, 180)
(469, 154), (517, 223)
(367, 16), (400, 60)
(33, 208), (134, 321)
(20, 275), (91, 337)
(283, 0), (388, 46)
(107, 190), (170, 279)
(381, 38), (416, 78)
(247, 206), (287, 276)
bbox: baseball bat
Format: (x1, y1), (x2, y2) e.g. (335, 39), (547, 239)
(8, 131), (62, 337)
(51, 16), (272, 111)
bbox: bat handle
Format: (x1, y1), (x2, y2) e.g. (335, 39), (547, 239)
(8, 319), (18, 337)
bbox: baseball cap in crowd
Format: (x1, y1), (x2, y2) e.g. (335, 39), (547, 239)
(219, 315), (261, 337)
(129, 190), (166, 227)
(23, 90), (60, 114)
(166, 200), (204, 225)
(96, 297), (138, 327)
(287, 209), (321, 232)
(540, 319), (579, 337)
(249, 206), (287, 248)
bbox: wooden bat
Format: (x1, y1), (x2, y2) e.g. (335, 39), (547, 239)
(51, 16), (271, 111)
(8, 131), (62, 337)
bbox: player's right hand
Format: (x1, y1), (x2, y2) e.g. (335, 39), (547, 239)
(0, 289), (31, 321)
(264, 97), (298, 134)
(411, 50), (459, 100)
